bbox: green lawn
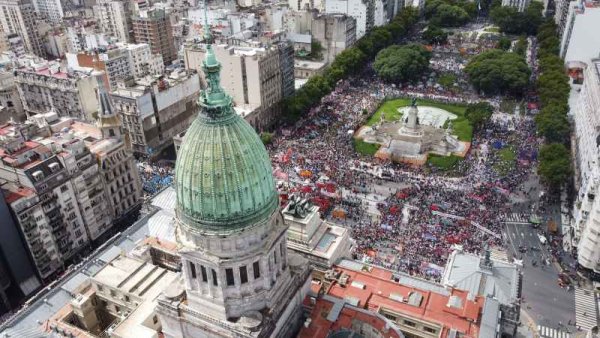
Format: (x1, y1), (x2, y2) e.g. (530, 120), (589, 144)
(367, 98), (472, 142)
(427, 154), (462, 170)
(353, 138), (380, 156)
(483, 26), (500, 33)
(495, 146), (517, 175)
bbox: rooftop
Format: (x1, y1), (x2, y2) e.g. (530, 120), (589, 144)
(311, 259), (486, 337)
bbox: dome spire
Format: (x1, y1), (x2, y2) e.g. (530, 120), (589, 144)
(199, 0), (233, 119)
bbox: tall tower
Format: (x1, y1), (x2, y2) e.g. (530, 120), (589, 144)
(156, 10), (308, 337)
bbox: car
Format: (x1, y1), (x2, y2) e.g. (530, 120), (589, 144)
(530, 246), (541, 251)
(519, 246), (528, 253)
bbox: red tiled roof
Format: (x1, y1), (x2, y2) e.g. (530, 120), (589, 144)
(313, 264), (483, 337)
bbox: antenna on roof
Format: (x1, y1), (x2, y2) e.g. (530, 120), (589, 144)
(203, 0), (212, 44)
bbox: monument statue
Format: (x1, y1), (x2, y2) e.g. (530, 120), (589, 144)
(284, 194), (312, 218)
(411, 97), (418, 107)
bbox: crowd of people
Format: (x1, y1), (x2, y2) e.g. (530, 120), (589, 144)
(267, 48), (542, 279)
(138, 162), (174, 196)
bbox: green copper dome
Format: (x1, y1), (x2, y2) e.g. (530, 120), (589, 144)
(175, 43), (278, 231)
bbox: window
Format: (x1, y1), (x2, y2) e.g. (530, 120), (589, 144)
(124, 295), (129, 302)
(253, 261), (260, 279)
(153, 315), (158, 324)
(225, 268), (235, 286)
(212, 269), (218, 286)
(423, 327), (437, 334)
(189, 262), (196, 279)
(403, 319), (416, 327)
(201, 265), (208, 282)
(274, 250), (278, 264)
(115, 305), (120, 313)
(240, 266), (248, 284)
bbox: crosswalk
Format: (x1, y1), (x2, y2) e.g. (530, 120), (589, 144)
(537, 325), (571, 338)
(574, 287), (599, 331)
(501, 213), (531, 224)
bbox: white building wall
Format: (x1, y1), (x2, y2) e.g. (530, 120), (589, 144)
(33, 0), (64, 23)
(325, 0), (371, 39)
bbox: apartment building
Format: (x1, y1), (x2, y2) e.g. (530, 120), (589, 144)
(122, 43), (164, 79)
(0, 188), (40, 316)
(93, 0), (132, 43)
(0, 0), (45, 57)
(325, 0), (375, 39)
(15, 60), (98, 121)
(0, 70), (25, 123)
(312, 13), (357, 63)
(32, 0), (64, 23)
(183, 40), (294, 130)
(110, 69), (200, 158)
(569, 57), (600, 278)
(67, 49), (132, 91)
(132, 8), (177, 66)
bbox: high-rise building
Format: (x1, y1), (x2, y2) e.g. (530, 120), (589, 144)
(155, 29), (310, 337)
(32, 0), (64, 23)
(110, 69), (200, 158)
(183, 40), (294, 131)
(93, 0), (132, 43)
(0, 0), (45, 57)
(559, 1), (600, 61)
(325, 0), (375, 39)
(0, 188), (41, 315)
(132, 8), (177, 66)
(68, 49), (133, 91)
(122, 43), (165, 79)
(15, 60), (99, 121)
(569, 57), (600, 277)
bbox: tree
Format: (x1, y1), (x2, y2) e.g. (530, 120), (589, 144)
(538, 143), (572, 188)
(430, 4), (470, 27)
(465, 102), (494, 130)
(490, 2), (543, 35)
(464, 49), (530, 96)
(535, 107), (570, 143)
(423, 25), (448, 44)
(373, 44), (431, 83)
(260, 132), (274, 145)
(513, 36), (527, 56)
(537, 71), (570, 106)
(497, 37), (511, 51)
(310, 40), (324, 60)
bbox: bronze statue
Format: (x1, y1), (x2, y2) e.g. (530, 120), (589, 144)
(284, 194), (312, 218)
(411, 97), (418, 107)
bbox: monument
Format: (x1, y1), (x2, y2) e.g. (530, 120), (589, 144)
(356, 98), (467, 165)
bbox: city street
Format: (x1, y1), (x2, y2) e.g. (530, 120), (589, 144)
(504, 221), (577, 334)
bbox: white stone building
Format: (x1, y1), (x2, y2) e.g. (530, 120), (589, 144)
(15, 60), (99, 121)
(325, 0), (375, 39)
(560, 1), (600, 62)
(110, 69), (200, 158)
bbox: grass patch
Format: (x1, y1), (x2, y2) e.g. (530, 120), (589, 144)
(438, 73), (457, 88)
(427, 154), (462, 170)
(494, 146), (517, 175)
(353, 138), (380, 156)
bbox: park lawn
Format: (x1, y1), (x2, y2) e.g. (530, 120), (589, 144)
(483, 26), (500, 33)
(353, 138), (380, 156)
(427, 154), (462, 170)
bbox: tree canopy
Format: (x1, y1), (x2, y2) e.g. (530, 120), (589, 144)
(423, 25), (448, 44)
(373, 44), (431, 83)
(465, 102), (494, 130)
(464, 49), (530, 96)
(538, 143), (572, 188)
(426, 0), (471, 27)
(490, 2), (543, 35)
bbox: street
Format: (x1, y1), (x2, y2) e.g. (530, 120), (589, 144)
(504, 221), (577, 334)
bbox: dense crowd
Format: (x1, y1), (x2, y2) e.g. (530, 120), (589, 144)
(138, 162), (174, 196)
(268, 51), (541, 279)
